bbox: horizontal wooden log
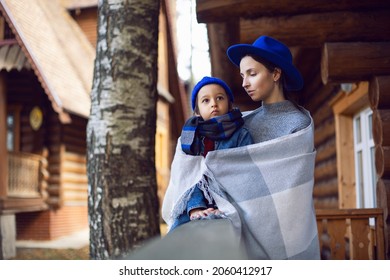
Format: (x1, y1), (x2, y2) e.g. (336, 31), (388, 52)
(369, 76), (390, 110)
(46, 197), (61, 208)
(314, 198), (338, 209)
(314, 158), (337, 182)
(376, 179), (390, 217)
(63, 192), (88, 202)
(63, 134), (86, 148)
(240, 10), (390, 47)
(375, 145), (390, 179)
(62, 182), (88, 192)
(305, 82), (338, 113)
(315, 138), (336, 163)
(312, 100), (334, 127)
(321, 42), (390, 84)
(48, 175), (61, 185)
(64, 151), (87, 163)
(196, 0), (390, 23)
(63, 124), (87, 137)
(313, 178), (338, 198)
(373, 109), (390, 146)
(46, 185), (60, 196)
(65, 143), (86, 154)
(62, 173), (88, 184)
(314, 119), (335, 147)
(62, 164), (87, 175)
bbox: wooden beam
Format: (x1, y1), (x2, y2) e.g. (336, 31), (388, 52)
(240, 10), (390, 46)
(0, 73), (7, 198)
(163, 0), (189, 130)
(369, 76), (390, 110)
(207, 21), (240, 86)
(196, 0), (390, 23)
(376, 145), (390, 179)
(373, 109), (390, 147)
(321, 42), (390, 84)
(377, 178), (390, 259)
(206, 21), (257, 110)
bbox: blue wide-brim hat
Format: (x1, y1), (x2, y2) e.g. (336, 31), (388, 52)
(227, 35), (303, 91)
(191, 76), (234, 110)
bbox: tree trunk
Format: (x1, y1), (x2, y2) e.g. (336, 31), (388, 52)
(87, 0), (161, 260)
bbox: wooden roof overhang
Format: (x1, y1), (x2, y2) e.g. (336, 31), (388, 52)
(0, 3), (71, 123)
(196, 0), (390, 110)
(0, 0), (96, 123)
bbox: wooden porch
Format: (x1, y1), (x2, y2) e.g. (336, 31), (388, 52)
(316, 208), (385, 260)
(128, 208), (386, 260)
(0, 152), (48, 214)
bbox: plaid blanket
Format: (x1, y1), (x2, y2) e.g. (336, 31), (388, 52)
(162, 110), (320, 260)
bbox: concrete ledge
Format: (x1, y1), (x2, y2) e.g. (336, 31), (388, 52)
(124, 219), (248, 260)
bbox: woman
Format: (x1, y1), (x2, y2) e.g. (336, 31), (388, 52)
(162, 35), (320, 260)
(226, 35), (311, 143)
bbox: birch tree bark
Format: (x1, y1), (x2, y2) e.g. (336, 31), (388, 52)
(87, 0), (161, 259)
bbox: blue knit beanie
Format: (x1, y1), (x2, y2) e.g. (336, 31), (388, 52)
(191, 76), (234, 110)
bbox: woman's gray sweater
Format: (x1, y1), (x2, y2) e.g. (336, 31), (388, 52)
(243, 100), (311, 144)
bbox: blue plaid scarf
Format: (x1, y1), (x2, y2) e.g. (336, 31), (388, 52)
(181, 108), (244, 155)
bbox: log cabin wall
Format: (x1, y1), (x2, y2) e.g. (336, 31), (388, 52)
(61, 114), (88, 208)
(369, 76), (390, 259)
(303, 74), (340, 209)
(5, 68), (89, 239)
(69, 7), (97, 48)
(5, 69), (48, 154)
(14, 110), (89, 240)
(16, 111), (89, 240)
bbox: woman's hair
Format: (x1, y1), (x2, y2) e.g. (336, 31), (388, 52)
(245, 54), (292, 100)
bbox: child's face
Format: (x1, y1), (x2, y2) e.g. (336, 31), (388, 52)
(197, 84), (229, 121)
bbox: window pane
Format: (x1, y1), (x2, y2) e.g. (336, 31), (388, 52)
(368, 113), (373, 140)
(370, 146), (377, 207)
(7, 114), (14, 151)
(356, 116), (361, 144)
(357, 151), (364, 207)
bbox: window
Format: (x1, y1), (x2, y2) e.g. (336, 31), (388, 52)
(6, 106), (21, 152)
(7, 113), (14, 151)
(353, 107), (376, 209)
(330, 81), (370, 209)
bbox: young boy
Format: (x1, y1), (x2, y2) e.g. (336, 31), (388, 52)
(169, 76), (253, 232)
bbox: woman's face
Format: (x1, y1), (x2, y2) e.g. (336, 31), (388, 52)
(239, 55), (283, 103)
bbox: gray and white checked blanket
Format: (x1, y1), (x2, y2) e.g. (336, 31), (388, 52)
(162, 111), (320, 260)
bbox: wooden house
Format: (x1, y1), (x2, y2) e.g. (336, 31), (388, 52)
(0, 0), (187, 259)
(62, 0), (189, 221)
(195, 0), (390, 259)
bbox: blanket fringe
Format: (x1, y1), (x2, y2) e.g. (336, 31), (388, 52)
(170, 174), (225, 221)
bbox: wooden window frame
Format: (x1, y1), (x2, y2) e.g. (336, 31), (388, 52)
(353, 107), (376, 209)
(330, 82), (369, 208)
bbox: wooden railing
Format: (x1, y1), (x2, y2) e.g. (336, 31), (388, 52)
(316, 208), (385, 260)
(8, 152), (48, 199)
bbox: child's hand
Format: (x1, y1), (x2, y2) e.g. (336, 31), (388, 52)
(190, 208), (223, 220)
